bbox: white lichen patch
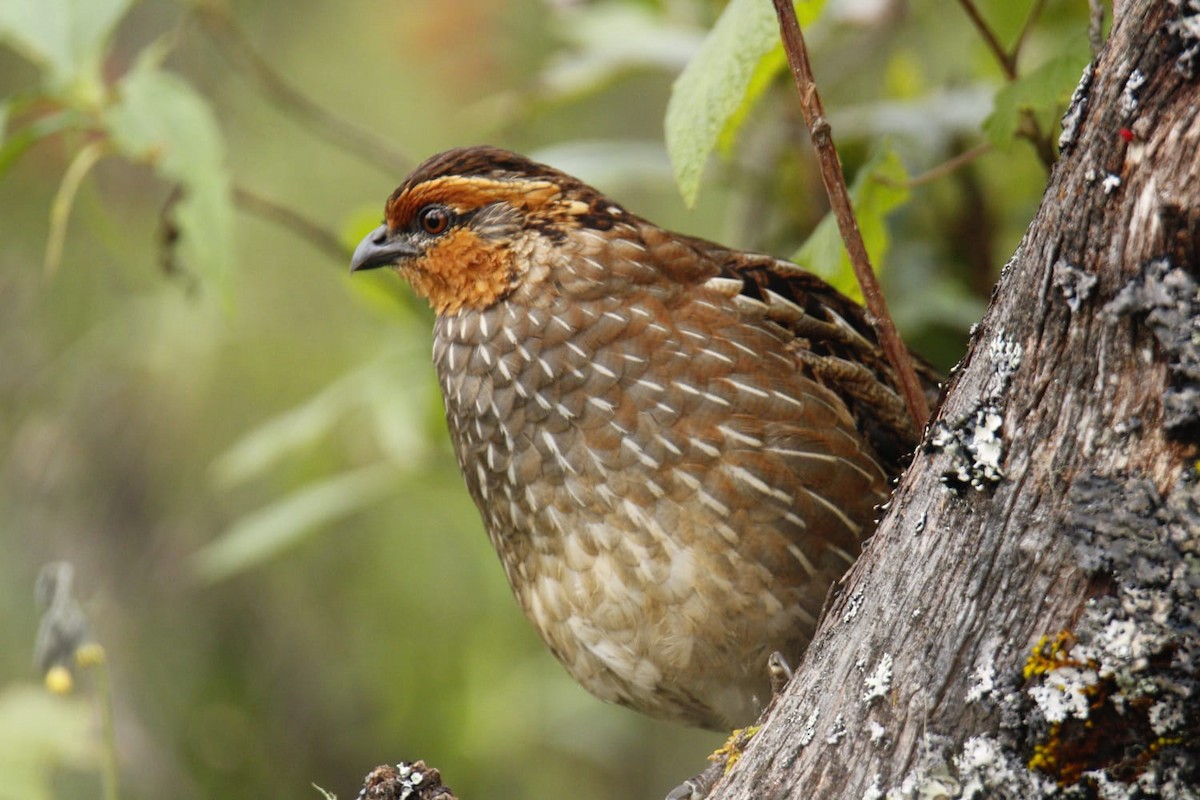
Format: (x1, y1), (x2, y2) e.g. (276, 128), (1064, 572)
(1120, 68), (1146, 117)
(868, 720), (886, 743)
(1052, 260), (1099, 313)
(890, 765), (960, 800)
(826, 713), (847, 745)
(863, 653), (894, 703)
(798, 707), (820, 747)
(927, 331), (1020, 491)
(1059, 61), (1094, 151)
(1084, 769), (1137, 800)
(965, 661), (996, 704)
(843, 586), (865, 623)
(931, 408), (1005, 490)
(988, 333), (1023, 387)
(1148, 695), (1186, 736)
(955, 735), (1056, 800)
(871, 733), (1060, 800)
(969, 412), (1004, 480)
(1027, 664), (1098, 723)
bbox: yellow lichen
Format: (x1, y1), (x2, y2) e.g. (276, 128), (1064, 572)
(709, 725), (761, 773)
(1023, 631), (1090, 679)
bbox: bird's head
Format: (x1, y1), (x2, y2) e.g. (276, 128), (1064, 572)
(350, 146), (625, 316)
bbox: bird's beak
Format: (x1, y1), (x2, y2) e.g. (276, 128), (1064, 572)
(350, 224), (420, 272)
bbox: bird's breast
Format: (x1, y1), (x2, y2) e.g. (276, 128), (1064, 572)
(429, 286), (889, 727)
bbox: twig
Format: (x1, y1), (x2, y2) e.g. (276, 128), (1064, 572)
(233, 186), (348, 263)
(955, 0), (1015, 79)
(45, 140), (108, 278)
(232, 186), (428, 314)
(195, 5), (412, 176)
(875, 141), (992, 189)
(954, 0), (1056, 170)
(1010, 0), (1049, 68)
(770, 0), (930, 432)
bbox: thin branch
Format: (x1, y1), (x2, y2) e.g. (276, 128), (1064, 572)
(233, 186), (348, 263)
(955, 0), (1016, 79)
(955, 0), (1056, 171)
(231, 187), (429, 315)
(1009, 0), (1049, 68)
(195, 5), (412, 176)
(875, 141), (992, 189)
(770, 0), (930, 432)
(45, 140), (108, 278)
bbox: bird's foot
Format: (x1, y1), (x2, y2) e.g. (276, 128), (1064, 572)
(664, 762), (722, 800)
(664, 725), (762, 800)
(768, 650), (794, 696)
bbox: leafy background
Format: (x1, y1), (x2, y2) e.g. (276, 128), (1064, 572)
(0, 0), (1093, 798)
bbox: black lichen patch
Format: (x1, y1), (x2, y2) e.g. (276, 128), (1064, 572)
(878, 471), (1198, 798)
(1105, 258), (1200, 441)
(927, 333), (1022, 493)
(929, 407), (1005, 492)
(1028, 470), (1200, 797)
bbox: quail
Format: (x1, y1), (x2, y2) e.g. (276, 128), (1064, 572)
(351, 146), (938, 730)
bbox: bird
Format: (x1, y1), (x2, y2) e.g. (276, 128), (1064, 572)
(351, 146), (938, 731)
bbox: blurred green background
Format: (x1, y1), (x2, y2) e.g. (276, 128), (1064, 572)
(0, 1), (1091, 797)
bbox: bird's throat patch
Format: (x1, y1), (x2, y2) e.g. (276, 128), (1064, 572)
(403, 227), (517, 315)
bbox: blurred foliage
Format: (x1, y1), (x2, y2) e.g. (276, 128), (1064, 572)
(0, 686), (98, 800)
(664, 0), (827, 207)
(0, 0), (1099, 798)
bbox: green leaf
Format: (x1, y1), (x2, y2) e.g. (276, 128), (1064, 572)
(192, 465), (398, 583)
(665, 0), (826, 206)
(717, 45), (786, 157)
(0, 0), (132, 102)
(103, 53), (234, 293)
(0, 684), (98, 800)
(983, 46), (1090, 149)
(793, 143), (910, 300)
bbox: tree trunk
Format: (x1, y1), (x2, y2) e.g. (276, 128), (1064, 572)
(712, 2), (1200, 797)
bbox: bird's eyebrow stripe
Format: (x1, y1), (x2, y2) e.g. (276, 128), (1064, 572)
(387, 177), (561, 226)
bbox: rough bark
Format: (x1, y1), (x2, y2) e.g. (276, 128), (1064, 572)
(711, 2), (1200, 797)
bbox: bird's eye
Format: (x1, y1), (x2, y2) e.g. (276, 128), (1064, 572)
(417, 205), (454, 236)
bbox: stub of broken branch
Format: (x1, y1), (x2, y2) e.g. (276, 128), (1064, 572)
(354, 761), (457, 800)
